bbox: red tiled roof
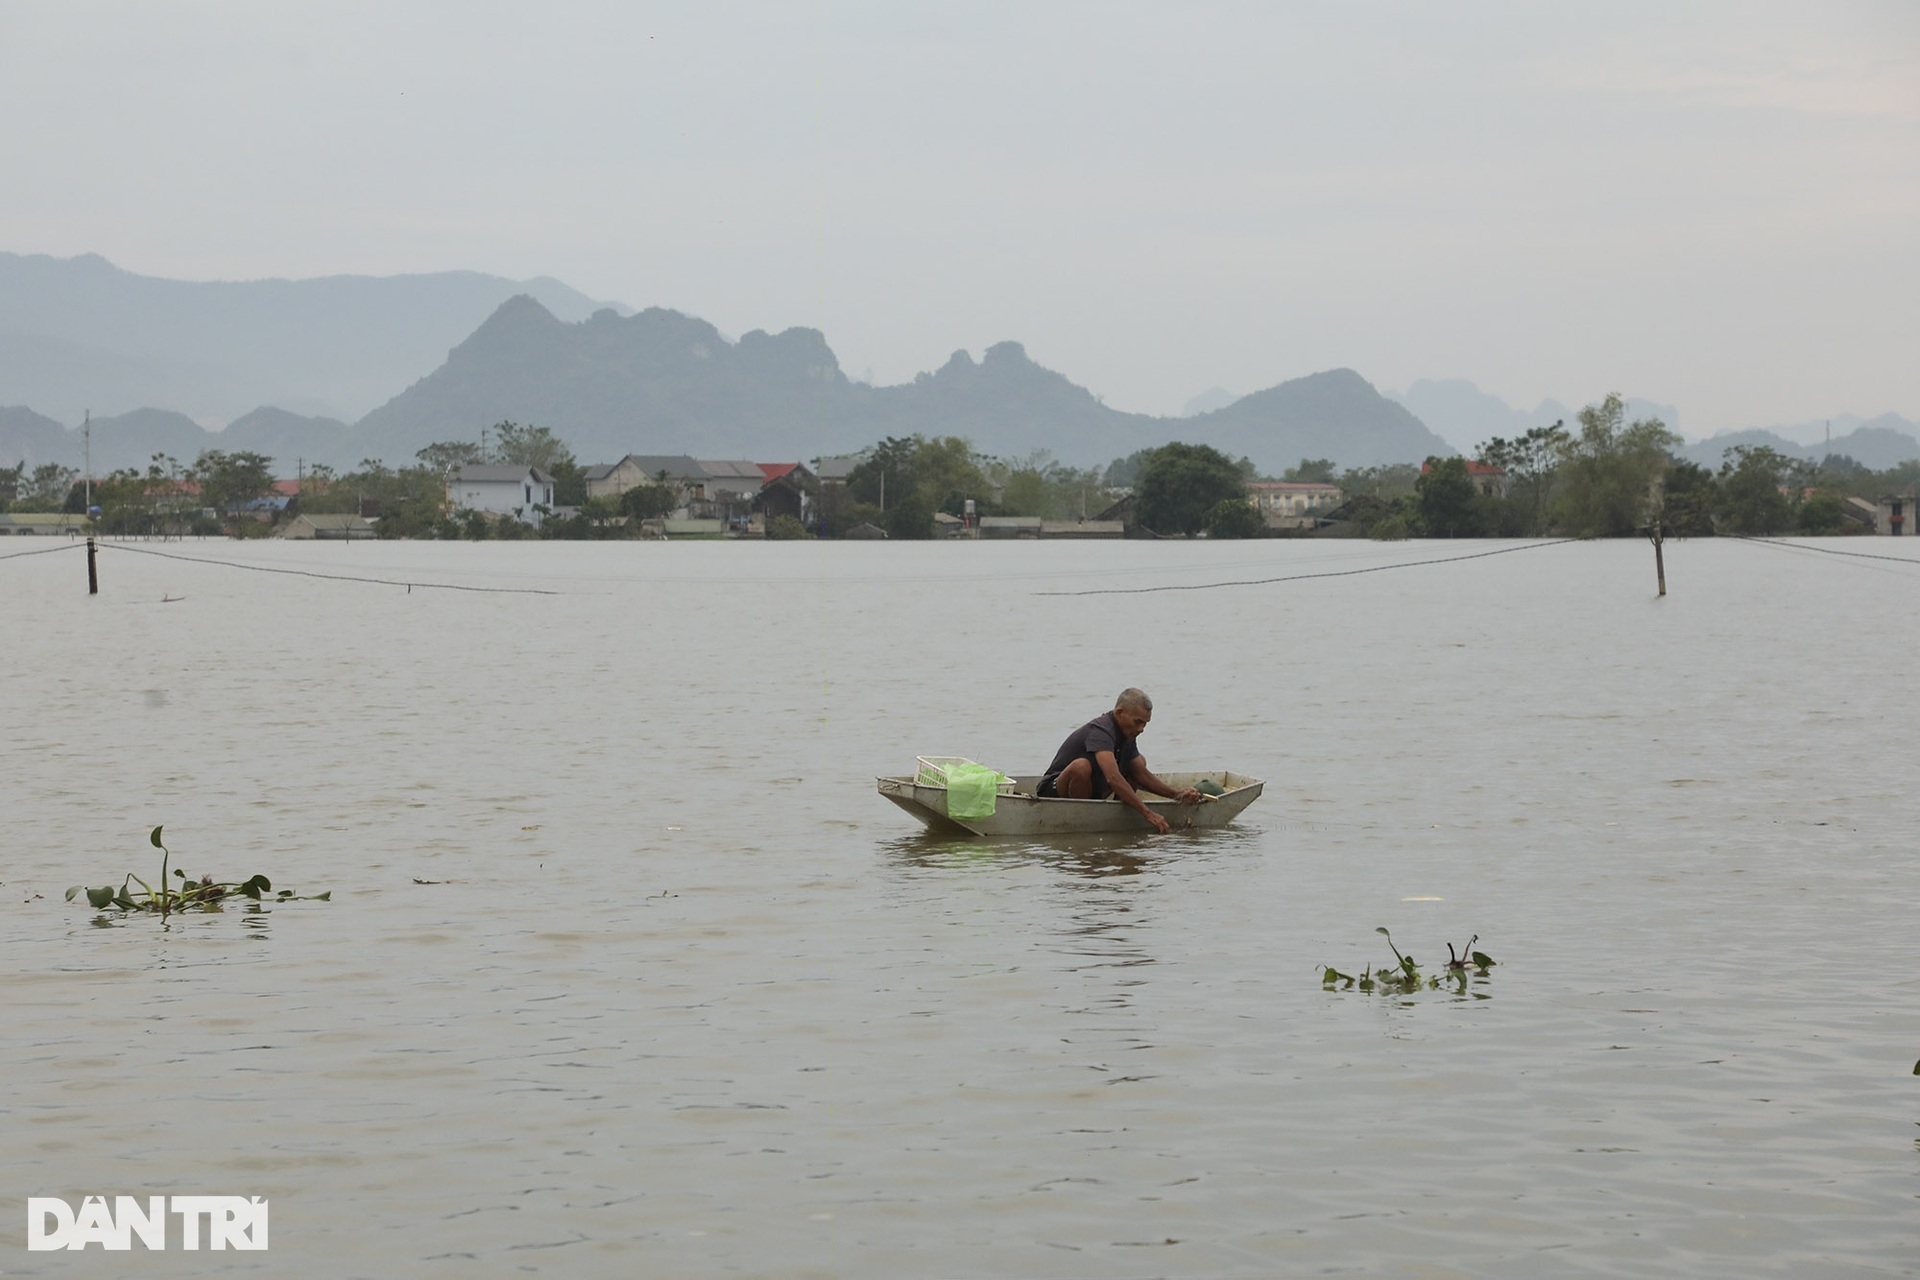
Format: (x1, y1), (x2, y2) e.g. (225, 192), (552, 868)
(758, 462), (798, 482)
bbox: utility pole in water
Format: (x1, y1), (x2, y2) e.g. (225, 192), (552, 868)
(1645, 477), (1668, 598)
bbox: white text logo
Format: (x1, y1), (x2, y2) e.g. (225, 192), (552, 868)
(26, 1196), (269, 1250)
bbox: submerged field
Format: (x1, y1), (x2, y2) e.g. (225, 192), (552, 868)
(6, 536), (1918, 1277)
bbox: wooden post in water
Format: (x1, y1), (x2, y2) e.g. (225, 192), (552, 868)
(86, 536), (98, 596)
(1649, 524), (1666, 597)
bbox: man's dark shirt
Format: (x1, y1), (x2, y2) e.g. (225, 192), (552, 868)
(1043, 712), (1140, 797)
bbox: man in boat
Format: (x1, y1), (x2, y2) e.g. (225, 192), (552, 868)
(1037, 688), (1202, 834)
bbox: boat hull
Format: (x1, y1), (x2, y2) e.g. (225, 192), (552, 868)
(876, 771), (1263, 837)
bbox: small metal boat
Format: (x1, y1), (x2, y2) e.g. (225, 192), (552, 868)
(875, 769), (1264, 838)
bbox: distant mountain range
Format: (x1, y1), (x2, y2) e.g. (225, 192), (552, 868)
(1, 253), (1910, 479)
(350, 297), (1450, 472)
(0, 251), (623, 425)
(0, 255), (1455, 474)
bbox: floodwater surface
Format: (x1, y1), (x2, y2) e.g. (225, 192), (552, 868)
(4, 535), (1917, 1277)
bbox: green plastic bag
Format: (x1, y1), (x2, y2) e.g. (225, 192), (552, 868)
(943, 762), (1009, 820)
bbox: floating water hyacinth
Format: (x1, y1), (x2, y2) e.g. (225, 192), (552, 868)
(65, 825), (330, 917)
(1321, 928), (1495, 993)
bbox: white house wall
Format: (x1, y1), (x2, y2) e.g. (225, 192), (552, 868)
(454, 478), (552, 527)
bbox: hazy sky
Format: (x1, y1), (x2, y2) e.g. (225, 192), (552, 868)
(2, 1), (1914, 434)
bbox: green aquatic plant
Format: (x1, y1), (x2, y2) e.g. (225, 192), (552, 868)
(1321, 928), (1495, 993)
(65, 826), (329, 917)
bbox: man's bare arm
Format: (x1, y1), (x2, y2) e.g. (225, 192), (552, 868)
(1129, 757), (1201, 804)
(1100, 750), (1170, 833)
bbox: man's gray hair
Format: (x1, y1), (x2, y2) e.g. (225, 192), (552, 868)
(1115, 687), (1153, 713)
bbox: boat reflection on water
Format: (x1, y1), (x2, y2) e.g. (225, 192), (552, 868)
(877, 823), (1265, 878)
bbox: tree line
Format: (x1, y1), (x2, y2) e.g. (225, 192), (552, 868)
(0, 423), (595, 539)
(7, 397), (1914, 540)
(1396, 394), (1912, 540)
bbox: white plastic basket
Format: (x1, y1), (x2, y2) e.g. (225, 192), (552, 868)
(915, 756), (1015, 791)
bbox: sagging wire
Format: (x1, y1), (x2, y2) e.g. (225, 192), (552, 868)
(1035, 538), (1581, 596)
(97, 542), (562, 595)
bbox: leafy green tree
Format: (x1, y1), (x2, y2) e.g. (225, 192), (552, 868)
(311, 457), (454, 535)
(980, 450), (1110, 520)
(11, 462), (77, 511)
(1103, 447), (1160, 489)
(1415, 456), (1484, 537)
(1878, 460), (1920, 500)
(1135, 442), (1246, 537)
(0, 460), (24, 509)
(1370, 512), (1413, 540)
(490, 421), (568, 470)
(815, 483), (879, 538)
(1282, 457), (1338, 483)
(882, 492), (935, 539)
(1797, 492), (1845, 534)
(766, 514), (810, 540)
(1551, 394), (1678, 537)
(999, 468), (1051, 516)
(847, 437), (916, 510)
(619, 481), (679, 521)
(847, 435), (988, 521)
(1716, 444), (1800, 534)
(489, 421), (585, 504)
(190, 450), (277, 524)
(548, 461), (587, 506)
(89, 468), (154, 534)
(1045, 465), (1109, 521)
(577, 495), (624, 523)
(372, 495), (449, 539)
(912, 436), (990, 515)
(1658, 458), (1718, 536)
(416, 441), (487, 474)
(1477, 422), (1568, 536)
(1204, 496), (1266, 539)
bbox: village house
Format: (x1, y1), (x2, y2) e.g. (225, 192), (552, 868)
(1247, 481), (1345, 529)
(815, 456), (858, 488)
(582, 456), (656, 500)
(696, 460), (767, 530)
(0, 513), (86, 536)
(1040, 519), (1126, 539)
(752, 462), (815, 529)
(280, 513), (377, 540)
(583, 455), (771, 528)
(978, 515), (1042, 539)
(449, 464), (556, 528)
(583, 455), (709, 506)
(1876, 491), (1916, 536)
